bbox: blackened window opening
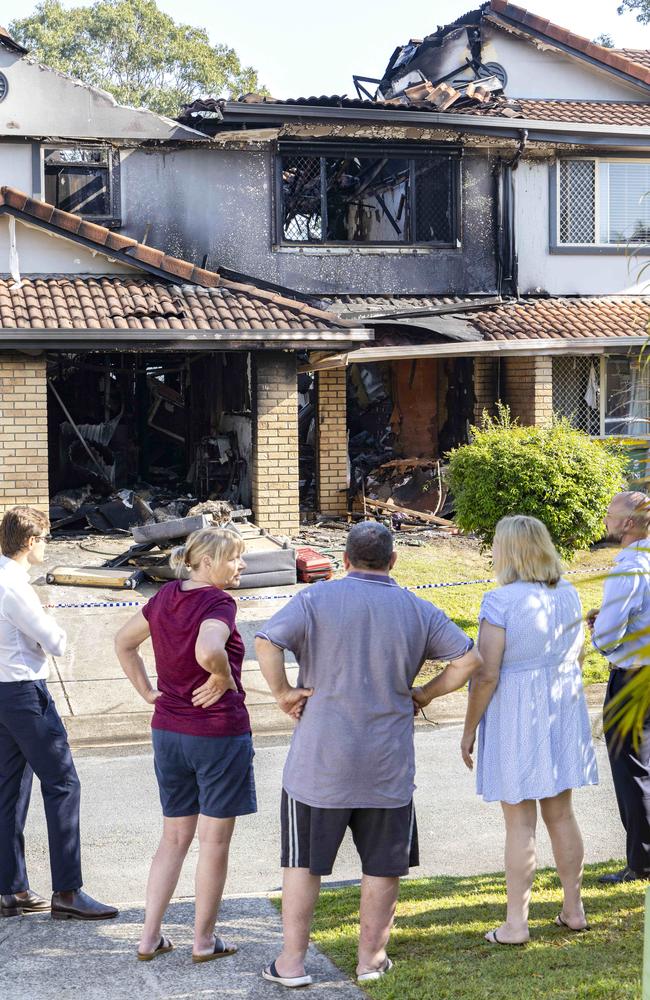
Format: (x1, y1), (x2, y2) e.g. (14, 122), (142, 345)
(279, 149), (458, 245)
(44, 147), (115, 219)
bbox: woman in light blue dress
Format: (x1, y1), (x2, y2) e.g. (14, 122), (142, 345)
(462, 515), (598, 945)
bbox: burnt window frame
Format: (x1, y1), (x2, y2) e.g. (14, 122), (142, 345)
(42, 144), (121, 227)
(274, 142), (462, 249)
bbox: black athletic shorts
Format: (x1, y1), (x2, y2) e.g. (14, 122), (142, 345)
(280, 789), (419, 877)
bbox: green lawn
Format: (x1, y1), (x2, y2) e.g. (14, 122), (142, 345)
(388, 537), (616, 685)
(304, 862), (644, 1000)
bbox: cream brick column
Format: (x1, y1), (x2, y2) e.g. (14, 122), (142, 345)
(252, 351), (299, 536)
(473, 357), (499, 425)
(317, 368), (348, 516)
(0, 354), (49, 515)
(503, 356), (553, 427)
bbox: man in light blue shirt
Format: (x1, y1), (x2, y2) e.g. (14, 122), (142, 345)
(590, 490), (650, 883)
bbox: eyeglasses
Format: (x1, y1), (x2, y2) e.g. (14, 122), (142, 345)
(33, 533), (50, 543)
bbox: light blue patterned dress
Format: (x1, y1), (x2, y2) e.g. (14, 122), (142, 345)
(476, 579), (598, 804)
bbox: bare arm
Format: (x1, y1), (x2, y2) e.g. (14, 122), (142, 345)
(412, 646), (483, 709)
(255, 636), (313, 720)
(460, 621), (505, 770)
(191, 619), (237, 708)
(114, 611), (159, 706)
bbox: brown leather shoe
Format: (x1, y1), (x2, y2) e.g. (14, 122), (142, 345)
(1, 890), (50, 917)
(51, 890), (118, 921)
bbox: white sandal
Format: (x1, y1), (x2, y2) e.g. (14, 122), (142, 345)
(357, 957), (393, 982)
(262, 960), (313, 988)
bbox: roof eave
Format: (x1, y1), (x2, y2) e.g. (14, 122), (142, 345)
(303, 335), (650, 370)
(217, 100), (650, 144)
(0, 328), (369, 350)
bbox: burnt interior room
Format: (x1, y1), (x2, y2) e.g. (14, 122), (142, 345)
(46, 350), (252, 522)
(346, 356), (474, 511)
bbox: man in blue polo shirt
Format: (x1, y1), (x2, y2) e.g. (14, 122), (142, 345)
(256, 521), (481, 987)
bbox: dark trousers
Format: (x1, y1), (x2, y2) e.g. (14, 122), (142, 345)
(0, 680), (82, 893)
(605, 668), (650, 875)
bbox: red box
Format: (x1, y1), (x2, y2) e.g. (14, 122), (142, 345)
(295, 546), (333, 583)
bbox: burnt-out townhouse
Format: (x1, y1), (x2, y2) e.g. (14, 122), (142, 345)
(170, 0), (650, 516)
(3, 2), (650, 529)
(0, 25), (364, 534)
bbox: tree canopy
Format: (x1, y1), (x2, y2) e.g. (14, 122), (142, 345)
(617, 0), (650, 24)
(10, 0), (266, 117)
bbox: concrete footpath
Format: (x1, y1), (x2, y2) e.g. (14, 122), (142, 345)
(37, 536), (609, 746)
(0, 896), (363, 1000)
(0, 727), (625, 998)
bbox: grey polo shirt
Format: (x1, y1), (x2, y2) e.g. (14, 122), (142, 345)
(256, 571), (473, 809)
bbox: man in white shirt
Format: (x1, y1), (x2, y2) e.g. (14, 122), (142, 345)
(0, 506), (117, 920)
(590, 491), (650, 884)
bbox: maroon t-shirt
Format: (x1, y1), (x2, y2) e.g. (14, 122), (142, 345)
(142, 581), (251, 737)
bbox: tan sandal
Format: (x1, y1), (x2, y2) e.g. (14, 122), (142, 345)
(192, 935), (238, 963)
(137, 936), (174, 961)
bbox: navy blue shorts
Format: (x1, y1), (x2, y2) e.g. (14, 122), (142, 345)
(152, 729), (257, 819)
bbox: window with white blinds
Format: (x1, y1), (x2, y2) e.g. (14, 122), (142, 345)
(558, 159), (650, 245)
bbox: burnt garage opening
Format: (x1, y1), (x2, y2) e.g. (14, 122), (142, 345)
(46, 350), (252, 525)
(346, 355), (473, 512)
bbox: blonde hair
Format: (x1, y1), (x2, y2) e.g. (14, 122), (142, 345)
(169, 526), (244, 578)
(492, 515), (563, 587)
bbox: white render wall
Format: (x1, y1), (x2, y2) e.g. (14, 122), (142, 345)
(481, 25), (645, 101)
(0, 49), (202, 141)
(514, 158), (650, 296)
(0, 216), (137, 275)
(0, 143), (31, 190)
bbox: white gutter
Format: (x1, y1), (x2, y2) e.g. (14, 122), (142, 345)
(303, 336), (650, 371)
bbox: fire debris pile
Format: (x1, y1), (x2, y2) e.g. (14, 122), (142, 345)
(47, 352), (252, 534)
(376, 67), (505, 112)
(359, 459), (456, 535)
(46, 507), (304, 591)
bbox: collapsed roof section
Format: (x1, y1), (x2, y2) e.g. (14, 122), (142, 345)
(180, 1), (650, 134)
(377, 0), (650, 102)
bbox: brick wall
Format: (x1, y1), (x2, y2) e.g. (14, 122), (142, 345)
(0, 355), (49, 515)
(473, 357), (499, 426)
(317, 368), (348, 515)
(503, 356), (553, 427)
(252, 351), (299, 536)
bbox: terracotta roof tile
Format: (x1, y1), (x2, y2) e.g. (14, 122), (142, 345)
(616, 49), (650, 70)
(460, 296), (650, 340)
(506, 99), (650, 125)
(0, 186), (349, 332)
(0, 277), (352, 333)
(488, 0), (650, 86)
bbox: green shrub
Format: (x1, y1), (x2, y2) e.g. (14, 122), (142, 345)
(447, 406), (627, 559)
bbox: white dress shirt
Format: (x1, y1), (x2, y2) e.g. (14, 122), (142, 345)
(0, 555), (66, 682)
(592, 539), (650, 669)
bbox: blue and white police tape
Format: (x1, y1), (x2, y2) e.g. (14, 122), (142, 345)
(42, 566), (611, 610)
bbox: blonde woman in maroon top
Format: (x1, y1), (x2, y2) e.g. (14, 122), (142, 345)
(115, 527), (256, 963)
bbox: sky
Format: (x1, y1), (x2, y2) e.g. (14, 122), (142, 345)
(7, 0), (650, 98)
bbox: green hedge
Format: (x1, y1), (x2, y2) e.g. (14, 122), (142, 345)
(447, 407), (627, 559)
